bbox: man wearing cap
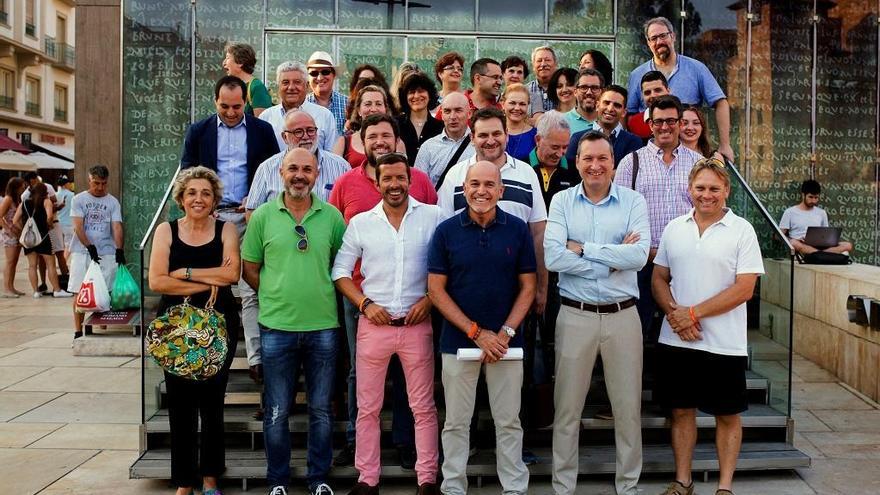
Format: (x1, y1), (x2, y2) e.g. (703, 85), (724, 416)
(306, 51), (349, 136)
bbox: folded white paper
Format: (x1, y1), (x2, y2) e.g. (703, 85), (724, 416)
(456, 347), (524, 361)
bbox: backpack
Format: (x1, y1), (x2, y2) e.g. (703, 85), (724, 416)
(18, 202), (46, 249)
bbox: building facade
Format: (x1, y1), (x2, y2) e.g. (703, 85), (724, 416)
(0, 0), (75, 150)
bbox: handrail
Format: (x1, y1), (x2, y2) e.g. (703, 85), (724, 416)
(725, 157), (795, 256)
(138, 164), (181, 251)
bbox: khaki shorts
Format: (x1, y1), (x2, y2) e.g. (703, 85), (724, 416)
(67, 251), (118, 294)
(48, 223), (64, 253)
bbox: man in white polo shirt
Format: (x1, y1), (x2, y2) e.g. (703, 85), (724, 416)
(651, 157), (764, 495)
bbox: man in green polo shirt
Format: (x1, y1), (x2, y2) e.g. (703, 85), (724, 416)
(242, 147), (346, 495)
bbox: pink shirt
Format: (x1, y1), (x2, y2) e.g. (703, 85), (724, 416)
(328, 164), (438, 288)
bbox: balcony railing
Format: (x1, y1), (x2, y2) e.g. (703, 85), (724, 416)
(55, 42), (75, 69)
(25, 22), (35, 37)
(54, 108), (67, 121)
(25, 102), (40, 116)
(0, 11), (8, 25)
(0, 95), (13, 110)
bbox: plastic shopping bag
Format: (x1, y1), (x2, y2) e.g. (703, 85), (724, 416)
(76, 261), (111, 313)
(110, 265), (141, 310)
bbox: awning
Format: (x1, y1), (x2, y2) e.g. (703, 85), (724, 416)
(28, 151), (74, 170)
(0, 150), (37, 171)
(31, 142), (74, 161)
(0, 134), (30, 153)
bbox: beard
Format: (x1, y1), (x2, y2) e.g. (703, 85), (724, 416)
(285, 181), (311, 199)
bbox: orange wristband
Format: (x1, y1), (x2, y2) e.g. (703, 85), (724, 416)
(688, 306), (699, 324)
(467, 321), (479, 339)
(358, 296), (368, 312)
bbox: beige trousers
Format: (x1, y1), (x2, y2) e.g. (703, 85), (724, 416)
(440, 354), (529, 495)
(552, 305), (643, 495)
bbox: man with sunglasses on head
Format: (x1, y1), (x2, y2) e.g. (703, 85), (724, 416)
(328, 113), (437, 470)
(615, 95), (702, 356)
(332, 152), (444, 495)
(242, 146), (347, 495)
(306, 51), (349, 136)
(243, 110), (351, 385)
(625, 17), (733, 160)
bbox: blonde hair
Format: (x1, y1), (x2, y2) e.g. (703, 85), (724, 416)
(500, 83), (530, 103)
(688, 157), (730, 188)
(173, 166), (223, 211)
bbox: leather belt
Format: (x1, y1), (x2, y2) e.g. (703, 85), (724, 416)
(560, 296), (636, 314)
(388, 317), (407, 327)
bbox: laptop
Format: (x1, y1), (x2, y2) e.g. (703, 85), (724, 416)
(804, 227), (841, 249)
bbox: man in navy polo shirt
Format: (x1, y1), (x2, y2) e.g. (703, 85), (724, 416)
(428, 160), (537, 495)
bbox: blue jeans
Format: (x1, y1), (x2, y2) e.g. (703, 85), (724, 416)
(262, 326), (337, 490)
(342, 298), (415, 447)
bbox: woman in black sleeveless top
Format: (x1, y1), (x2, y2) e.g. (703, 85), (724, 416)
(148, 167), (241, 495)
(14, 183), (66, 297)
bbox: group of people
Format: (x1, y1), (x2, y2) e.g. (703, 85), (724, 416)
(148, 16), (768, 495)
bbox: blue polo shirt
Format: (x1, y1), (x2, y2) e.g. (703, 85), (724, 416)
(626, 54), (726, 113)
(427, 207), (537, 354)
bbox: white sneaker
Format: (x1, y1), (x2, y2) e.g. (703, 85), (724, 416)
(32, 292), (42, 299)
(311, 483), (334, 495)
(53, 291), (73, 298)
(268, 486), (288, 495)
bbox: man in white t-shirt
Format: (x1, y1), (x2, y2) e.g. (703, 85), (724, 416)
(651, 158), (765, 495)
(68, 165), (124, 340)
(779, 179), (853, 255)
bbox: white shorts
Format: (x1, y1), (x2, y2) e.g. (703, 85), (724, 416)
(61, 225), (74, 250)
(67, 251), (119, 294)
(48, 224), (64, 253)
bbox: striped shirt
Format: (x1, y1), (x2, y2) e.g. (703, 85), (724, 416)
(413, 128), (475, 187)
(245, 149), (351, 210)
(307, 91), (349, 136)
(527, 80), (554, 115)
(437, 153), (547, 224)
(614, 140), (703, 247)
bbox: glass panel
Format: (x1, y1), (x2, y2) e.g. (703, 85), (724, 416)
(408, 36), (476, 89)
(683, 0), (742, 166)
(194, 1), (267, 116)
(727, 163), (794, 418)
(745, 3), (813, 245)
(814, 3), (878, 264)
(479, 0), (542, 34)
(122, 0), (192, 426)
(550, 40), (614, 72)
(549, 0), (614, 35)
(337, 36), (406, 95)
(339, 0), (405, 30)
(266, 0), (334, 28)
(478, 38), (544, 72)
(409, 0), (474, 32)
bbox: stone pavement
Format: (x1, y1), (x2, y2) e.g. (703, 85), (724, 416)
(0, 256), (879, 495)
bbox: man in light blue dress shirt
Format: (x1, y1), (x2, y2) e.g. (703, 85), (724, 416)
(545, 131), (650, 495)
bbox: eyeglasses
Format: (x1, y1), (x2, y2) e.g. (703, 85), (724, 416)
(478, 73), (503, 81)
(576, 84), (603, 93)
(309, 69), (334, 78)
(647, 31), (672, 44)
(650, 117), (680, 128)
(294, 224), (308, 252)
(283, 127), (318, 139)
(442, 65), (463, 73)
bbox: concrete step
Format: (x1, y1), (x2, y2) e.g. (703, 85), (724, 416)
(130, 442), (810, 480)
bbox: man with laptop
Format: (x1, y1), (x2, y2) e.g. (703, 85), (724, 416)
(780, 179), (853, 256)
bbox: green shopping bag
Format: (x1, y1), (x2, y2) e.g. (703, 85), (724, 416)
(110, 265), (141, 310)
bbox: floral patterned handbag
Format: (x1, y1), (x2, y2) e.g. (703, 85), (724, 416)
(145, 286), (228, 380)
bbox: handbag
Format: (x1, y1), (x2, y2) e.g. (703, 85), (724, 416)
(145, 286), (228, 380)
(19, 202), (47, 249)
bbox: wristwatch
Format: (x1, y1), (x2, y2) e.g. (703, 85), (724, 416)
(501, 325), (516, 338)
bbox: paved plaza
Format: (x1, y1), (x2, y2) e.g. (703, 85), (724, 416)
(0, 255), (878, 494)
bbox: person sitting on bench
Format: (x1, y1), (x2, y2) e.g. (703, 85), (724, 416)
(780, 179), (853, 256)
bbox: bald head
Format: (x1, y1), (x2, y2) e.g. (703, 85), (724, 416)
(463, 160), (504, 214)
(280, 147), (318, 199)
(282, 110), (320, 152)
(441, 91), (470, 140)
